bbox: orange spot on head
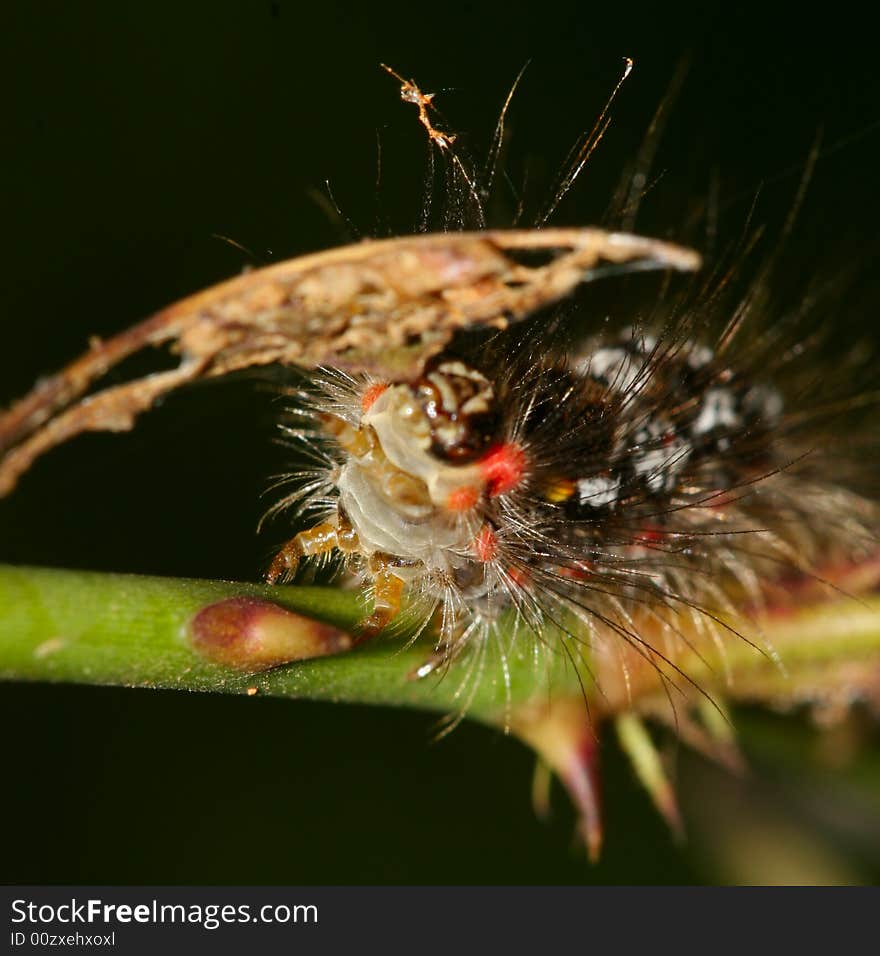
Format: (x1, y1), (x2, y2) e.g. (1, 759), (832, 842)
(479, 442), (526, 497)
(473, 524), (498, 562)
(446, 485), (480, 512)
(361, 382), (388, 413)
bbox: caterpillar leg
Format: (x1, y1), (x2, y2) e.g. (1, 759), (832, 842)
(267, 514), (362, 584)
(266, 522), (341, 584)
(268, 526), (404, 645)
(355, 553), (406, 643)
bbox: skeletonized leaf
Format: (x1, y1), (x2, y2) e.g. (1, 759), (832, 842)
(0, 228), (698, 494)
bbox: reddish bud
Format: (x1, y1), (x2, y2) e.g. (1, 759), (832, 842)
(190, 596), (352, 672)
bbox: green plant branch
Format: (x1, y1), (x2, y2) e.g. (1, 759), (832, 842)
(0, 564), (580, 724)
(1, 564), (880, 729)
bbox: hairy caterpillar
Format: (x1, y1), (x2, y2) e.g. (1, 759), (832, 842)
(263, 270), (878, 697)
(258, 67), (879, 710)
(1, 62), (878, 854)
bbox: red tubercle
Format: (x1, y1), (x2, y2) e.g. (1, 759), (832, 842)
(446, 485), (480, 512)
(556, 561), (594, 581)
(507, 565), (531, 589)
(360, 382), (388, 413)
(478, 442), (527, 497)
(472, 524), (499, 562)
(635, 523), (664, 545)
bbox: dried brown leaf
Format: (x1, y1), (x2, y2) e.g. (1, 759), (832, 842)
(0, 228), (699, 494)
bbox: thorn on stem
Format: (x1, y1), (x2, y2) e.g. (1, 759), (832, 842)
(511, 697), (603, 861)
(615, 713), (684, 840)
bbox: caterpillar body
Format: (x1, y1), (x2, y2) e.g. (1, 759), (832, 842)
(2, 62), (878, 852)
(264, 307), (878, 703)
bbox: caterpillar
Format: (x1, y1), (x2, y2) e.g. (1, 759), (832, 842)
(262, 270), (878, 692)
(256, 66), (879, 714)
(1, 62), (878, 854)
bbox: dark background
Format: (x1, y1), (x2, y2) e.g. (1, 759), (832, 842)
(1, 1), (879, 884)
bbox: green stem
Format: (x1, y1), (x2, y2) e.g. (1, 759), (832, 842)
(0, 564), (578, 723)
(1, 564), (880, 727)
